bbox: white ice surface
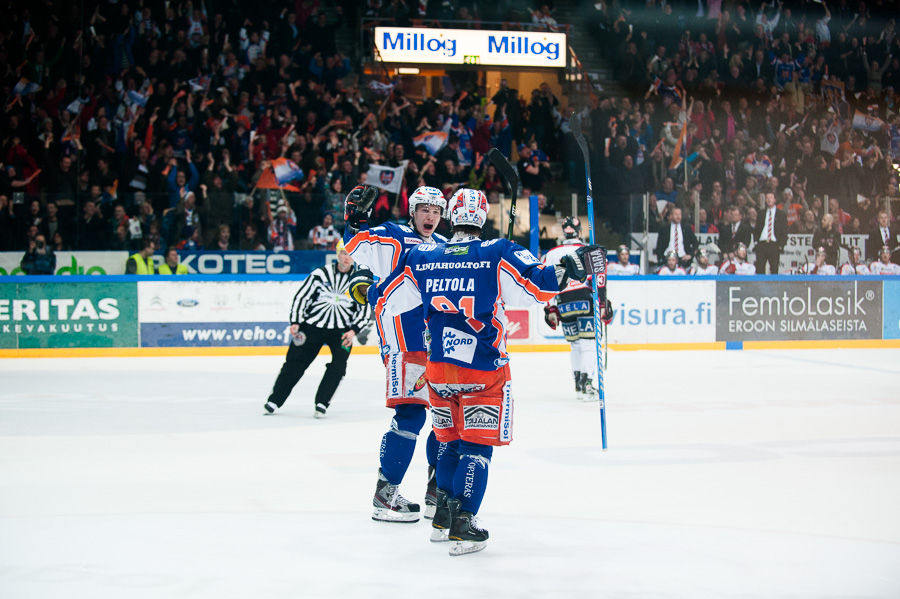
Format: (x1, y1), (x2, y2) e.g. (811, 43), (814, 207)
(1, 349), (899, 599)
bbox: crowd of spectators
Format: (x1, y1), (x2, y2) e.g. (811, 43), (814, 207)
(1, 0), (899, 276)
(0, 0), (566, 260)
(581, 0), (900, 272)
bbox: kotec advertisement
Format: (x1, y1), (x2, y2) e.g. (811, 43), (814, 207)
(716, 280), (882, 341)
(0, 282), (138, 348)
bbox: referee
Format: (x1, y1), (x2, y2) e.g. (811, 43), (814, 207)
(264, 241), (369, 417)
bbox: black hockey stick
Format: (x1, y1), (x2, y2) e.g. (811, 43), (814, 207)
(570, 113), (609, 450)
(487, 147), (519, 239)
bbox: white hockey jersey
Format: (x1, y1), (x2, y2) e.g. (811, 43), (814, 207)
(718, 260), (755, 275)
(869, 261), (900, 275)
(839, 263), (871, 275)
(607, 261), (640, 275)
(798, 263), (837, 275)
(657, 265), (687, 276)
(689, 264), (719, 275)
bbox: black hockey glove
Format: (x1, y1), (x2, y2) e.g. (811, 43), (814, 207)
(344, 185), (379, 233)
(600, 299), (614, 325)
(544, 304), (560, 329)
(349, 268), (375, 305)
(555, 254), (587, 289)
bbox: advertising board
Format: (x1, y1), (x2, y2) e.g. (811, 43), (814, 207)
(374, 27), (567, 68)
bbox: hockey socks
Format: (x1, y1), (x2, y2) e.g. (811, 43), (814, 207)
(425, 429), (442, 467)
(435, 439), (460, 494)
(379, 405), (426, 484)
(453, 442), (492, 515)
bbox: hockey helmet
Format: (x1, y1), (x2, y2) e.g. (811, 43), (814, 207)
(616, 244), (629, 259)
(880, 245), (892, 258)
(849, 245), (862, 260)
(697, 247), (708, 257)
(335, 239), (346, 254)
(815, 246), (827, 256)
(408, 186), (447, 218)
(562, 216), (582, 239)
(735, 242), (748, 258)
(664, 250), (678, 259)
(448, 188), (489, 229)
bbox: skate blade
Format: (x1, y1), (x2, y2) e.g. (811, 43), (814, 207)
(430, 527), (449, 543)
(424, 504), (436, 520)
(449, 540), (486, 556)
(372, 508), (420, 523)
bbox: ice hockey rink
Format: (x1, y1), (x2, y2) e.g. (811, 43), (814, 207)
(1, 348), (899, 599)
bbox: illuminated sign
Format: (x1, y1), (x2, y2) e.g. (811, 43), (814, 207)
(374, 27), (567, 68)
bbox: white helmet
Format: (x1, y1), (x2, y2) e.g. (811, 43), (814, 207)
(448, 188), (489, 229)
(408, 186), (447, 218)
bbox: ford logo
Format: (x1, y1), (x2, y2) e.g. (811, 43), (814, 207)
(177, 299), (199, 308)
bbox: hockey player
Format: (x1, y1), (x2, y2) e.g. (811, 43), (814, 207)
(343, 185), (448, 523)
(607, 244), (640, 275)
(869, 246), (900, 275)
(798, 247), (837, 274)
(657, 250), (687, 275)
(839, 246), (871, 275)
(367, 188), (594, 556)
(541, 216), (614, 401)
(689, 248), (719, 275)
(718, 243), (755, 274)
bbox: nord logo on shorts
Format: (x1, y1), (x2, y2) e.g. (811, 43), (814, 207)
(432, 406), (453, 429)
(442, 327), (476, 363)
(463, 405), (500, 430)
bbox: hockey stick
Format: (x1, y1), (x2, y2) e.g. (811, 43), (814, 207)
(570, 114), (608, 450)
(487, 147), (519, 240)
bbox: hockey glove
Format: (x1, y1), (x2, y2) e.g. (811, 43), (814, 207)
(555, 254), (587, 289)
(348, 268), (375, 305)
(543, 304), (560, 329)
(600, 299), (614, 325)
(344, 185), (380, 233)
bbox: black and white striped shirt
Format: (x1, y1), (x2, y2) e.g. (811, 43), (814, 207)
(290, 263), (370, 331)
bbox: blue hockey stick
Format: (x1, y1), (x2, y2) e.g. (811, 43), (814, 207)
(570, 114), (608, 450)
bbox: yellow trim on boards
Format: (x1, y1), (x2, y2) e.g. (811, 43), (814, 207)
(2, 339), (899, 358)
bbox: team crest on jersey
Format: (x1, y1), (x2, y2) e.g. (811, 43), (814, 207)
(514, 249), (539, 265)
(444, 244), (469, 256)
(429, 383), (485, 398)
(442, 328), (476, 363)
(481, 239), (500, 247)
(431, 407), (454, 429)
(463, 405), (500, 430)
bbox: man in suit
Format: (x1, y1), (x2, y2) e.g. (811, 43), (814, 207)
(656, 206), (698, 270)
(718, 205), (752, 256)
(754, 192), (789, 274)
(868, 210), (898, 264)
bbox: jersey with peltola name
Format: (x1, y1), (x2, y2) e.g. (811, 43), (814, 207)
(373, 237), (559, 372)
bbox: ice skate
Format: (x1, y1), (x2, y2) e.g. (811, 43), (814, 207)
(447, 499), (488, 555)
(263, 401), (278, 414)
(582, 377), (599, 402)
(314, 403), (327, 418)
(429, 488), (451, 542)
(372, 468), (421, 523)
(574, 371), (584, 401)
(424, 464), (437, 519)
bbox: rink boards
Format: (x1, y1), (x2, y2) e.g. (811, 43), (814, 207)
(1, 275), (900, 356)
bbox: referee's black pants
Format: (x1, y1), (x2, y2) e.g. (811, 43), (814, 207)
(267, 322), (352, 409)
(755, 241), (781, 274)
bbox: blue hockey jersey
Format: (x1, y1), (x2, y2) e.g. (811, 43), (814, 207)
(345, 221), (447, 354)
(373, 236), (560, 371)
